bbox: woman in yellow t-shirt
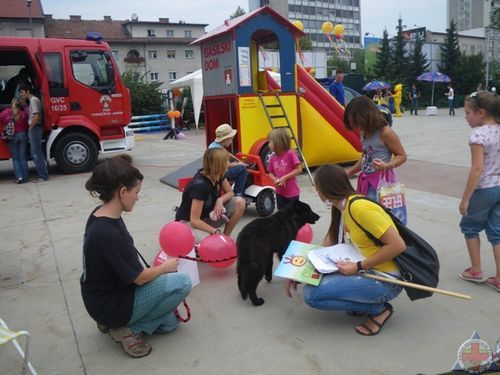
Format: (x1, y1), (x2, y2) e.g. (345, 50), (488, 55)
(284, 164), (406, 336)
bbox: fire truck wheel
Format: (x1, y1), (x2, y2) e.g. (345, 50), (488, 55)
(55, 133), (98, 174)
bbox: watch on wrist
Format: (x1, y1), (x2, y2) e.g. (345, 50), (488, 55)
(356, 261), (364, 272)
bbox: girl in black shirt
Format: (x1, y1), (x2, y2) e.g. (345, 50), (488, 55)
(81, 155), (191, 358)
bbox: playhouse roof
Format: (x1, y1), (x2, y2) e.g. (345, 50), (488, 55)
(191, 5), (304, 45)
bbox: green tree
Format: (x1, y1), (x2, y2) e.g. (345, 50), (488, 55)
(456, 53), (486, 98)
(490, 0), (500, 27)
(121, 70), (164, 115)
(408, 35), (429, 83)
(230, 6), (246, 19)
(372, 29), (392, 80)
(299, 36), (313, 50)
(390, 17), (409, 83)
(438, 20), (461, 81)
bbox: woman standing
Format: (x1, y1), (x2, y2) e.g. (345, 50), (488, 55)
(285, 164), (406, 336)
(0, 99), (29, 183)
(81, 155), (192, 358)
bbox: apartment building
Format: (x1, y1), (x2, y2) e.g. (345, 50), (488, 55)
(249, 0), (362, 51)
(45, 15), (206, 91)
(447, 0), (499, 85)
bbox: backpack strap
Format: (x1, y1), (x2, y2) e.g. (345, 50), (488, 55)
(347, 196), (384, 247)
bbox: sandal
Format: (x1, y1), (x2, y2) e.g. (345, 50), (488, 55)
(355, 303), (394, 336)
(458, 267), (485, 283)
(485, 277), (500, 293)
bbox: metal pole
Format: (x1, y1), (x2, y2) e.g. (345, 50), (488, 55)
(26, 0), (33, 37)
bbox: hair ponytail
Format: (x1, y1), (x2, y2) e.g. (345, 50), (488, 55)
(85, 154), (143, 202)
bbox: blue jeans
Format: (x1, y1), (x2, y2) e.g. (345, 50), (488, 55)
(28, 126), (48, 180)
(225, 164), (248, 196)
(276, 194), (299, 210)
(303, 272), (402, 315)
(460, 186), (500, 246)
(128, 273), (192, 335)
(410, 99), (418, 114)
(448, 99), (455, 115)
(7, 132), (29, 181)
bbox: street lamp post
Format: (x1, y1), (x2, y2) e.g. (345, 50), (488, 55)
(26, 0), (33, 37)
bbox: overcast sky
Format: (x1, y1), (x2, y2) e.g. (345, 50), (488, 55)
(42, 0), (448, 37)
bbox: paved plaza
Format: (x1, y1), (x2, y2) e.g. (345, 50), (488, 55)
(1, 107), (499, 374)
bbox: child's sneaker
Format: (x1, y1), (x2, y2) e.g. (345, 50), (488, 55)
(458, 267), (485, 283)
(485, 277), (500, 293)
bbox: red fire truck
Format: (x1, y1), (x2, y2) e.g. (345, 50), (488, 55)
(0, 34), (134, 173)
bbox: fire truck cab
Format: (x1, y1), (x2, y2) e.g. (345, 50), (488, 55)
(0, 34), (134, 173)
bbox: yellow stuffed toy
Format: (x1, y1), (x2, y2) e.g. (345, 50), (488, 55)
(392, 83), (403, 117)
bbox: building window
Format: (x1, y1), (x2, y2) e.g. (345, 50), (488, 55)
(184, 30), (192, 38)
(148, 50), (158, 59)
(150, 72), (159, 81)
(111, 50), (120, 60)
(167, 50), (176, 59)
(168, 72), (177, 81)
(166, 29), (174, 37)
(185, 50), (194, 59)
(147, 29), (156, 37)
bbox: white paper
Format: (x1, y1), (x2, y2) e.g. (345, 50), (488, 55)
(169, 249), (200, 288)
(307, 243), (365, 274)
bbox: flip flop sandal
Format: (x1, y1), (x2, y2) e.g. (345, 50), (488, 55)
(485, 277), (500, 292)
(355, 303), (394, 336)
(346, 310), (365, 316)
(458, 267), (484, 283)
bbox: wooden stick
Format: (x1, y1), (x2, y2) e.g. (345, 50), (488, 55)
(360, 273), (472, 300)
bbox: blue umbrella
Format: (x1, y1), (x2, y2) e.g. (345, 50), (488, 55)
(416, 71), (451, 106)
(362, 80), (391, 91)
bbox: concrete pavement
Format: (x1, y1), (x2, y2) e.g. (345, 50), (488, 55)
(1, 107), (499, 375)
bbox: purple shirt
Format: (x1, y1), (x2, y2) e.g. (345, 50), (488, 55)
(268, 149), (301, 198)
(0, 108), (28, 133)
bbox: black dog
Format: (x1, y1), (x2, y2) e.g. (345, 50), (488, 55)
(237, 200), (320, 306)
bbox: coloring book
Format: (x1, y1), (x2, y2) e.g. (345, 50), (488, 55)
(273, 240), (323, 286)
(307, 243), (365, 274)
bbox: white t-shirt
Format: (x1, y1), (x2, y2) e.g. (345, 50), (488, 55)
(469, 124), (500, 188)
(447, 88), (454, 100)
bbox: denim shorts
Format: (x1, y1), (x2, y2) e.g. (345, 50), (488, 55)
(459, 186), (500, 245)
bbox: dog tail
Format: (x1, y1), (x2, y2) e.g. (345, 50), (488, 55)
(237, 269), (249, 300)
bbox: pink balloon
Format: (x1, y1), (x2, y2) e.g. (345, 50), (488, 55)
(296, 224), (313, 244)
(153, 249), (168, 266)
(197, 234), (237, 268)
(159, 221), (195, 257)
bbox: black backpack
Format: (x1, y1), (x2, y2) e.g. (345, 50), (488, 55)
(348, 196), (440, 301)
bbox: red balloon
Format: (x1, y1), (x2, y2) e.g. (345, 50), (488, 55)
(296, 224), (313, 244)
(153, 249), (168, 266)
(159, 221), (195, 257)
(197, 234), (237, 268)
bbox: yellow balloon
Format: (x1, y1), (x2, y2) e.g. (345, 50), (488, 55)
(333, 24), (345, 36)
(322, 21), (334, 34)
(292, 20), (304, 32)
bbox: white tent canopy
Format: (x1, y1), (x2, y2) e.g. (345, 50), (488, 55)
(169, 69), (281, 130)
(170, 70), (203, 129)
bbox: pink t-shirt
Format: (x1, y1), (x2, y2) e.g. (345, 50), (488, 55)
(0, 108), (29, 133)
(268, 149), (301, 197)
(469, 124), (500, 189)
